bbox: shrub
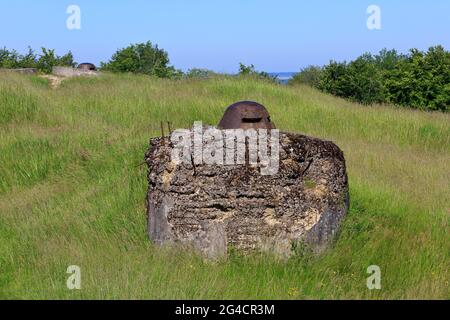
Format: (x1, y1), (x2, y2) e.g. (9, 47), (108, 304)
(37, 48), (76, 74)
(307, 46), (449, 111)
(185, 68), (217, 79)
(0, 46), (76, 73)
(238, 63), (276, 82)
(18, 47), (39, 69)
(317, 61), (351, 98)
(100, 41), (181, 78)
(384, 46), (450, 111)
(288, 65), (323, 87)
(0, 48), (22, 69)
(347, 55), (385, 104)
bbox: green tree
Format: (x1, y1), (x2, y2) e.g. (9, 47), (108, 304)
(318, 61), (351, 98)
(36, 47), (76, 73)
(100, 41), (180, 78)
(37, 48), (58, 74)
(314, 46), (449, 111)
(58, 51), (76, 68)
(385, 46), (450, 111)
(374, 48), (406, 71)
(18, 47), (38, 69)
(238, 63), (276, 82)
(346, 54), (385, 104)
(0, 48), (20, 68)
(238, 63), (256, 75)
(1, 46), (74, 72)
(288, 65), (323, 87)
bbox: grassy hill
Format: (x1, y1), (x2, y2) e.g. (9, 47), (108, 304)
(0, 73), (449, 299)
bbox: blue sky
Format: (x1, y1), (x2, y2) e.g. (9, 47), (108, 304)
(0, 0), (448, 72)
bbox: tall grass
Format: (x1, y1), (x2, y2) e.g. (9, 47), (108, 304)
(0, 73), (448, 299)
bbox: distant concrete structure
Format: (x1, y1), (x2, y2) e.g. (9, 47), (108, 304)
(145, 102), (349, 259)
(52, 66), (99, 77)
(77, 63), (97, 71)
(0, 68), (37, 75)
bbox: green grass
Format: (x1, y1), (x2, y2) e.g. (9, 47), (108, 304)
(0, 73), (449, 299)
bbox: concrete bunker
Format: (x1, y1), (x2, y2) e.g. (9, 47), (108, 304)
(145, 101), (349, 258)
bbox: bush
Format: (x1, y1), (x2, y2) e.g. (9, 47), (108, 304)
(19, 47), (39, 69)
(384, 46), (450, 111)
(303, 46), (449, 111)
(238, 63), (276, 82)
(100, 41), (181, 78)
(317, 61), (350, 97)
(185, 68), (217, 79)
(288, 65), (323, 87)
(37, 48), (76, 74)
(0, 46), (76, 73)
(0, 48), (21, 68)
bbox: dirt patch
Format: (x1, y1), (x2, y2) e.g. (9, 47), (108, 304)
(39, 75), (63, 89)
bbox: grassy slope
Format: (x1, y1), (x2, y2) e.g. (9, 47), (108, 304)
(0, 73), (448, 299)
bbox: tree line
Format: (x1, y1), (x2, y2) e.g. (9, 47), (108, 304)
(0, 47), (76, 73)
(2, 43), (448, 111)
(289, 46), (449, 112)
(1, 42), (275, 81)
(0, 42), (182, 78)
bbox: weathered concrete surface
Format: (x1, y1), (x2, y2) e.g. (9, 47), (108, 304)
(145, 131), (349, 258)
(0, 68), (37, 74)
(52, 66), (100, 77)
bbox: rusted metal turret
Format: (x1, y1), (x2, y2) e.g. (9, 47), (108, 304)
(218, 101), (275, 130)
(77, 63), (96, 71)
